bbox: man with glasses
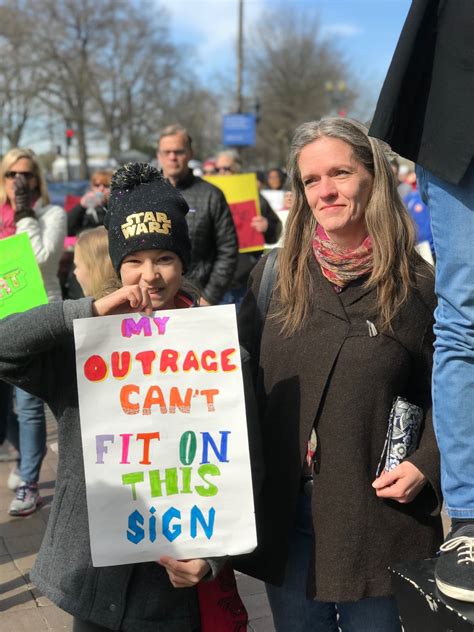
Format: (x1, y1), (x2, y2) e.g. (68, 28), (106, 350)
(157, 124), (237, 306)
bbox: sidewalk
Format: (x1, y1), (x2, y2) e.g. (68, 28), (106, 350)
(0, 413), (274, 631)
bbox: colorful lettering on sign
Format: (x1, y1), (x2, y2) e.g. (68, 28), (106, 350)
(119, 385), (220, 415)
(0, 268), (26, 301)
(121, 464), (221, 499)
(83, 348), (237, 381)
(126, 505), (216, 543)
(121, 316), (170, 338)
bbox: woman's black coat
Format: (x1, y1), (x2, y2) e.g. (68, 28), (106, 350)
(235, 256), (443, 602)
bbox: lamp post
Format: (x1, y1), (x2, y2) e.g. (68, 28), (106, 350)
(236, 0), (244, 114)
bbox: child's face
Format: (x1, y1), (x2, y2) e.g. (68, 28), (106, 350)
(120, 249), (183, 310)
(73, 246), (91, 296)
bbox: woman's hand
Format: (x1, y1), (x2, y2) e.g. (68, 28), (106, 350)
(92, 285), (153, 316)
(158, 556), (210, 588)
(80, 190), (102, 207)
(372, 461), (427, 504)
(14, 174), (34, 214)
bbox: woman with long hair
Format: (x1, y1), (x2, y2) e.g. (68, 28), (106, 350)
(0, 148), (66, 516)
(236, 118), (443, 631)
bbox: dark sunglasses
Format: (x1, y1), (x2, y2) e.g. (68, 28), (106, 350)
(217, 166), (233, 173)
(5, 170), (35, 180)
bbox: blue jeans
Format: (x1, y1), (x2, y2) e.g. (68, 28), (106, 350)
(416, 163), (474, 519)
(265, 494), (401, 632)
(9, 388), (46, 484)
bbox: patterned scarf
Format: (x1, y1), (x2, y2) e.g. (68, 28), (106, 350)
(312, 224), (373, 291)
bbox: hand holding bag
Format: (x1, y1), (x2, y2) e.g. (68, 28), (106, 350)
(376, 396), (423, 477)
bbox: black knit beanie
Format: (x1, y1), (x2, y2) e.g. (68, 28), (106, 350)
(104, 163), (191, 272)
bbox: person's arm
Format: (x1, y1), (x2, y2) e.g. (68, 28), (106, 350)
(0, 298), (94, 404)
(16, 204), (67, 266)
(67, 202), (87, 236)
(201, 190), (238, 305)
(373, 300), (441, 514)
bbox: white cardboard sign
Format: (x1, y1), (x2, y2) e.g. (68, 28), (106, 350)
(74, 305), (257, 567)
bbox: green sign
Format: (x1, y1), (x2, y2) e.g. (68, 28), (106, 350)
(0, 233), (48, 318)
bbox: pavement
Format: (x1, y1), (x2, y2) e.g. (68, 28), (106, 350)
(0, 412), (275, 632)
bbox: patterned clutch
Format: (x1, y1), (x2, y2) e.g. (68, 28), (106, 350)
(376, 396), (423, 477)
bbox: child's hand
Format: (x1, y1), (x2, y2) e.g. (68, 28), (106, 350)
(372, 461), (427, 504)
(158, 556), (210, 588)
(92, 285), (153, 316)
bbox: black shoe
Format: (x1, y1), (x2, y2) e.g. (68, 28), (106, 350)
(435, 523), (474, 602)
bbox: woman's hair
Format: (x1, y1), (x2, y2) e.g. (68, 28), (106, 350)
(0, 148), (50, 206)
(276, 117), (425, 335)
(75, 227), (118, 299)
(90, 169), (113, 188)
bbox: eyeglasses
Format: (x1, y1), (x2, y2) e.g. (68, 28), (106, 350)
(159, 149), (187, 157)
(4, 171), (35, 180)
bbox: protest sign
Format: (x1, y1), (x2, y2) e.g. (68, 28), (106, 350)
(261, 189), (289, 248)
(0, 233), (48, 319)
(74, 304), (257, 567)
(205, 173), (264, 253)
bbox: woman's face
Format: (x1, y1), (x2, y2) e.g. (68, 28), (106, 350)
(73, 247), (92, 296)
(91, 176), (111, 203)
(267, 170), (283, 190)
(4, 157), (38, 205)
(120, 249), (183, 310)
(298, 136), (373, 248)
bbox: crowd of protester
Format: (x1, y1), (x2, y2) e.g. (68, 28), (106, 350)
(0, 1), (472, 627)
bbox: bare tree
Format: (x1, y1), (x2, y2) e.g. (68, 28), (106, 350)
(88, 5), (181, 157)
(0, 5), (43, 148)
(248, 7), (357, 166)
(0, 0), (221, 172)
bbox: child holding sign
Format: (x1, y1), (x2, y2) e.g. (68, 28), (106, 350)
(0, 164), (244, 631)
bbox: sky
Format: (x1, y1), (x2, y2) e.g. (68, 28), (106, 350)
(160, 0), (412, 116)
(22, 0), (413, 155)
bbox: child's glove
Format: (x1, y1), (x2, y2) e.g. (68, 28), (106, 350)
(14, 175), (36, 221)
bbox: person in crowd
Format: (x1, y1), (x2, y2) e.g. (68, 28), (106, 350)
(403, 184), (434, 258)
(202, 158), (217, 176)
(157, 124), (238, 306)
(235, 118), (443, 631)
(0, 163), (229, 631)
(389, 158), (412, 198)
(67, 169), (112, 237)
(215, 150), (282, 308)
(62, 170), (113, 300)
(266, 167), (286, 191)
(73, 226), (117, 299)
(0, 147), (66, 516)
(369, 0), (474, 602)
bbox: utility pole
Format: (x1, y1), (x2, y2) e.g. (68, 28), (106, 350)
(236, 0), (244, 114)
